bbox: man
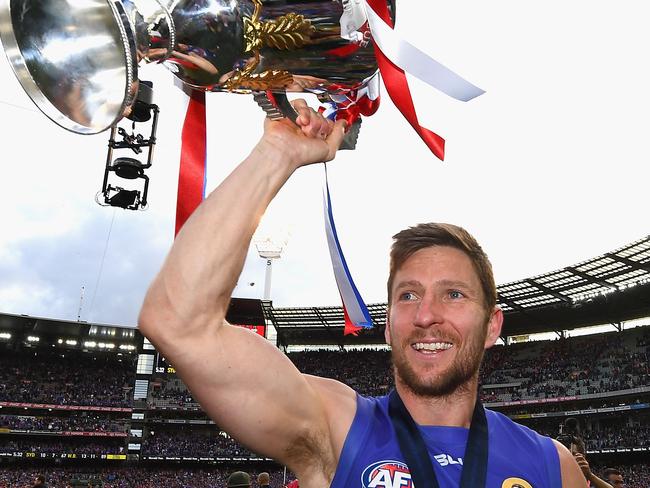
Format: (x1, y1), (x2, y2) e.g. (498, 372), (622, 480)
(257, 472), (271, 488)
(228, 471), (251, 488)
(31, 475), (46, 488)
(603, 468), (624, 487)
(574, 452), (614, 488)
(139, 100), (586, 487)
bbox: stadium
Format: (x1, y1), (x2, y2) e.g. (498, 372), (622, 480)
(1, 0), (649, 486)
(0, 236), (648, 487)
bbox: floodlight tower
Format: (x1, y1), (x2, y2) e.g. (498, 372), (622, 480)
(255, 238), (284, 300)
(255, 237), (285, 345)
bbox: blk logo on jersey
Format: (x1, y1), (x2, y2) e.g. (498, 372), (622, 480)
(361, 460), (413, 488)
(434, 454), (463, 466)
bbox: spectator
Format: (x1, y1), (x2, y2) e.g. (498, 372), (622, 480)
(603, 468), (624, 487)
(31, 474), (47, 488)
(257, 472), (270, 488)
(227, 471), (251, 488)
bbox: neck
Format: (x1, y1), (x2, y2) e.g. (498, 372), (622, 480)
(395, 378), (479, 428)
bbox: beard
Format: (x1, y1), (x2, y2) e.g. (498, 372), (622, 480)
(390, 323), (487, 398)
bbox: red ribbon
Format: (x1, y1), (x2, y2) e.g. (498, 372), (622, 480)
(322, 82), (381, 127)
(175, 91), (207, 236)
(343, 297), (363, 336)
(366, 0), (446, 160)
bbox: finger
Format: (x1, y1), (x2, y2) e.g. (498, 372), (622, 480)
(291, 99), (310, 126)
(291, 98), (309, 111)
(324, 119), (348, 157)
(300, 109), (328, 138)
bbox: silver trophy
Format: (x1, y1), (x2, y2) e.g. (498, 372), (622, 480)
(0, 0), (391, 135)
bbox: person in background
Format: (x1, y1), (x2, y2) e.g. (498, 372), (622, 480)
(574, 452), (613, 488)
(603, 468), (624, 487)
(257, 472), (271, 488)
(31, 475), (47, 488)
(227, 471), (251, 488)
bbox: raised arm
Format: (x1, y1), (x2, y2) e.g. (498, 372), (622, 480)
(138, 101), (354, 480)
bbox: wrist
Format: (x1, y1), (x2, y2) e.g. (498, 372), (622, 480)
(252, 137), (301, 175)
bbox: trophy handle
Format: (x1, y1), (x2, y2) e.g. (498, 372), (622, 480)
(252, 91), (360, 150)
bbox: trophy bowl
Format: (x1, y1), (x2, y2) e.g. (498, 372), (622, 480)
(0, 0), (393, 134)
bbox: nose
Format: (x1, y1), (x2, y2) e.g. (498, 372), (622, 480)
(413, 293), (444, 328)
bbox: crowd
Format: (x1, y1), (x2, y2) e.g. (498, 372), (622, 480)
(0, 437), (125, 455)
(1, 328), (646, 410)
(0, 467), (293, 488)
(583, 425), (650, 450)
(0, 464), (647, 488)
(142, 430), (256, 458)
(147, 327), (649, 405)
(0, 414), (126, 433)
(616, 463), (650, 487)
(0, 350), (135, 407)
(1, 325), (649, 486)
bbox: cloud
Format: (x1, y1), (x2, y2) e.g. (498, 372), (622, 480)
(0, 208), (171, 327)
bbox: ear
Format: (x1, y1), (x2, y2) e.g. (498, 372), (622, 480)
(484, 307), (503, 349)
(384, 309), (392, 345)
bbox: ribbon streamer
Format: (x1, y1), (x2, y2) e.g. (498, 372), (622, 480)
(363, 0), (485, 160)
(175, 90), (208, 236)
(365, 3), (485, 102)
(323, 165), (374, 336)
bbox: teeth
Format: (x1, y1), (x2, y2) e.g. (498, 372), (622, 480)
(413, 342), (453, 351)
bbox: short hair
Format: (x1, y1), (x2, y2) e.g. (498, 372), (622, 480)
(257, 472), (270, 485)
(387, 223), (497, 312)
(227, 471), (251, 487)
(603, 468), (622, 477)
(36, 475), (45, 482)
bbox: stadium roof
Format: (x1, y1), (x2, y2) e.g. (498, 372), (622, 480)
(0, 237), (648, 349)
(265, 236), (650, 347)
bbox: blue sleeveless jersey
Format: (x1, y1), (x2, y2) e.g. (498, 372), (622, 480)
(331, 394), (561, 488)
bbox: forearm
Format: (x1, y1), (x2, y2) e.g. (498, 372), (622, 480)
(587, 474), (613, 488)
(140, 140), (295, 337)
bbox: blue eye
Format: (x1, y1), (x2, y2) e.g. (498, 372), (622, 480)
(449, 290), (464, 299)
(400, 292), (417, 301)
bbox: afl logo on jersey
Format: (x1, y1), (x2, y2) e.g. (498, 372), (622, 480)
(361, 460), (413, 488)
(502, 478), (533, 488)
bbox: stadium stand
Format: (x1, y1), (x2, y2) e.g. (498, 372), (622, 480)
(1, 237), (649, 486)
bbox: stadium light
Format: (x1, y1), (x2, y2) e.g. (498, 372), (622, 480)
(66, 339), (78, 346)
(0, 332), (11, 340)
(84, 341), (97, 348)
(26, 336), (39, 342)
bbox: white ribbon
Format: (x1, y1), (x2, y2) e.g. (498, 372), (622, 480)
(364, 2), (485, 102)
(340, 0), (370, 40)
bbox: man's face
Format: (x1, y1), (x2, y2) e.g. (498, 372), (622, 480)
(385, 246), (502, 397)
(606, 474), (624, 487)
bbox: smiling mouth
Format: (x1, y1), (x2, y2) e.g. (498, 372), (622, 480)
(412, 342), (454, 354)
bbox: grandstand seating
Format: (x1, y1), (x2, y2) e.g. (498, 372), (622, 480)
(1, 323), (648, 486)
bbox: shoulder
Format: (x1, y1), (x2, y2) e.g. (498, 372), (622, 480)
(486, 408), (558, 458)
(485, 409), (585, 487)
(551, 440), (589, 488)
(304, 374), (358, 417)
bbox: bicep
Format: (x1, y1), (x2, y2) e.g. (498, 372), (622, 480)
(150, 322), (332, 467)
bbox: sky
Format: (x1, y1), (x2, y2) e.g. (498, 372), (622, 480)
(0, 1), (648, 328)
